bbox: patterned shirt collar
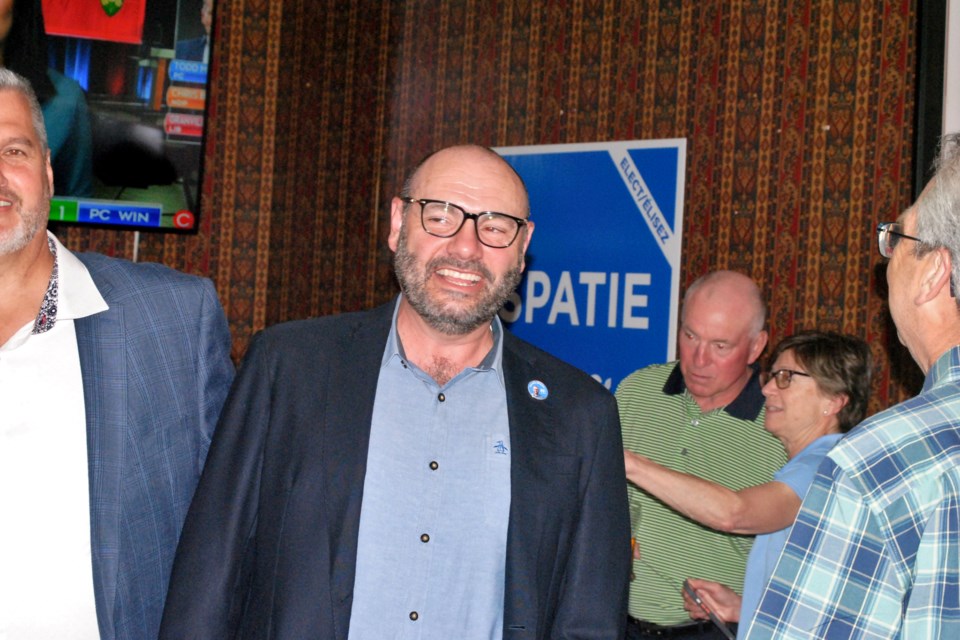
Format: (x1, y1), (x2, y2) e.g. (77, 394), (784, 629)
(32, 235), (60, 335)
(662, 361), (765, 421)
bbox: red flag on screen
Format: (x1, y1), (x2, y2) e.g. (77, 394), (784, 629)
(42, 0), (147, 45)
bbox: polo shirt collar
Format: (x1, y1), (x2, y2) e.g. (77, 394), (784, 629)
(662, 362), (764, 421)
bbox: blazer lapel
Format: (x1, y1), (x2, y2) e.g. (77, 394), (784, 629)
(323, 302), (395, 639)
(75, 300), (124, 640)
(502, 338), (545, 636)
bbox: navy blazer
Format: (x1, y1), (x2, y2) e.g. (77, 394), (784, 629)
(160, 299), (631, 639)
(75, 252), (234, 640)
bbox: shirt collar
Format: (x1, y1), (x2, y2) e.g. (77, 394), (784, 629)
(31, 234), (60, 335)
(662, 361), (765, 420)
(31, 232), (108, 336)
(381, 295), (506, 388)
(924, 345), (960, 393)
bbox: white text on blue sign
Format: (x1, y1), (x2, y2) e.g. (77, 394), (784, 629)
(79, 202), (163, 227)
(502, 270), (651, 329)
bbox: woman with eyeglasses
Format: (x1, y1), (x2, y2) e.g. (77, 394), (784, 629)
(623, 330), (872, 638)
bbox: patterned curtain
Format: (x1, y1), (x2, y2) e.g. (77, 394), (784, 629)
(56, 0), (922, 413)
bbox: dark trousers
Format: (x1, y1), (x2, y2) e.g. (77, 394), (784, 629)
(625, 616), (737, 640)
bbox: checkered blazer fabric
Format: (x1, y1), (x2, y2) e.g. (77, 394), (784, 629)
(75, 251), (234, 640)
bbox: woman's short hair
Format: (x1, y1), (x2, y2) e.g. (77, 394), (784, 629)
(768, 331), (873, 432)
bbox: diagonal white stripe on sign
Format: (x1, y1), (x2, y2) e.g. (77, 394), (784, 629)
(609, 148), (680, 271)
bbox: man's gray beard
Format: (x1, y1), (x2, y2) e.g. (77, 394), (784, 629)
(0, 199), (47, 257)
(393, 225), (523, 335)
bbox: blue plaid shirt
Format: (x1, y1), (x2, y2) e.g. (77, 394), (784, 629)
(744, 346), (960, 639)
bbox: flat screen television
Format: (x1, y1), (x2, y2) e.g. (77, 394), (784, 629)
(42, 0), (214, 232)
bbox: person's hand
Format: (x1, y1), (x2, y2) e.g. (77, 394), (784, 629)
(682, 578), (741, 623)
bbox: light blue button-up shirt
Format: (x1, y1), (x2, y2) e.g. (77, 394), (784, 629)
(348, 300), (511, 640)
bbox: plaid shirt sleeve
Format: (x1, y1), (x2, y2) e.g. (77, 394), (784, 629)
(744, 458), (960, 639)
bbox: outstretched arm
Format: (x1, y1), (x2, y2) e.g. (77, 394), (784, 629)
(624, 449), (799, 534)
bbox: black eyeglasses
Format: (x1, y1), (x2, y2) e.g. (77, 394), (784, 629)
(400, 197), (528, 249)
(877, 222), (922, 259)
(761, 369), (812, 390)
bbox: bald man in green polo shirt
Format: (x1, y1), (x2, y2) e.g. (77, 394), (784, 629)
(617, 270), (786, 639)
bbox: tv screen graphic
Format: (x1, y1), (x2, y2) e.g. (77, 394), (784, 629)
(41, 0), (214, 232)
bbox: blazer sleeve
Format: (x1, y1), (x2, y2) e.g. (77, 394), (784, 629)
(195, 278), (235, 470)
(159, 332), (274, 640)
(553, 391), (631, 639)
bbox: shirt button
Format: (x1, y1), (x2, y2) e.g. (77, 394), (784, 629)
(429, 461), (439, 470)
(691, 419), (699, 426)
(409, 611), (419, 621)
(438, 393), (445, 402)
(420, 533), (430, 543)
(680, 448), (688, 456)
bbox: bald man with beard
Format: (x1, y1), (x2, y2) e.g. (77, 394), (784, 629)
(160, 144), (631, 640)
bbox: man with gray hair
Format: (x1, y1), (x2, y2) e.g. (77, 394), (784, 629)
(0, 68), (233, 639)
(745, 133), (960, 638)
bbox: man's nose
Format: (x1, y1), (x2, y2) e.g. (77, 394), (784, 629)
(693, 343), (710, 366)
(448, 217), (484, 256)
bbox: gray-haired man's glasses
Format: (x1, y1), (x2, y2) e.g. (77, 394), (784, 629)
(877, 222), (921, 259)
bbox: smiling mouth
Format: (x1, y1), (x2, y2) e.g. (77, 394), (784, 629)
(0, 198), (12, 207)
(436, 267), (481, 285)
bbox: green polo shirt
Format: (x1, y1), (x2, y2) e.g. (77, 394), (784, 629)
(616, 362), (786, 625)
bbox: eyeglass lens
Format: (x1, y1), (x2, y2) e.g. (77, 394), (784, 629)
(761, 369), (808, 389)
(877, 222), (923, 259)
(878, 224), (898, 259)
(774, 370), (793, 389)
(419, 200), (521, 248)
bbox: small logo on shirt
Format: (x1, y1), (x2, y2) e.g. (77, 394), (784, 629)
(493, 440), (509, 455)
(527, 380), (548, 400)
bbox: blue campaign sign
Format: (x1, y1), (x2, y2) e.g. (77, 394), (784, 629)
(496, 140), (686, 391)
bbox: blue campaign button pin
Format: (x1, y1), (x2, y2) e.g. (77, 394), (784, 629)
(527, 380), (549, 400)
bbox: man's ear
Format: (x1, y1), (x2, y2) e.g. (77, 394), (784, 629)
(518, 220), (534, 272)
(46, 151), (54, 195)
(747, 329), (769, 365)
(387, 197), (405, 252)
(915, 247), (953, 305)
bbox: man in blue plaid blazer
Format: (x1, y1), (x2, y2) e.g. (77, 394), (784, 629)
(0, 70), (234, 639)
